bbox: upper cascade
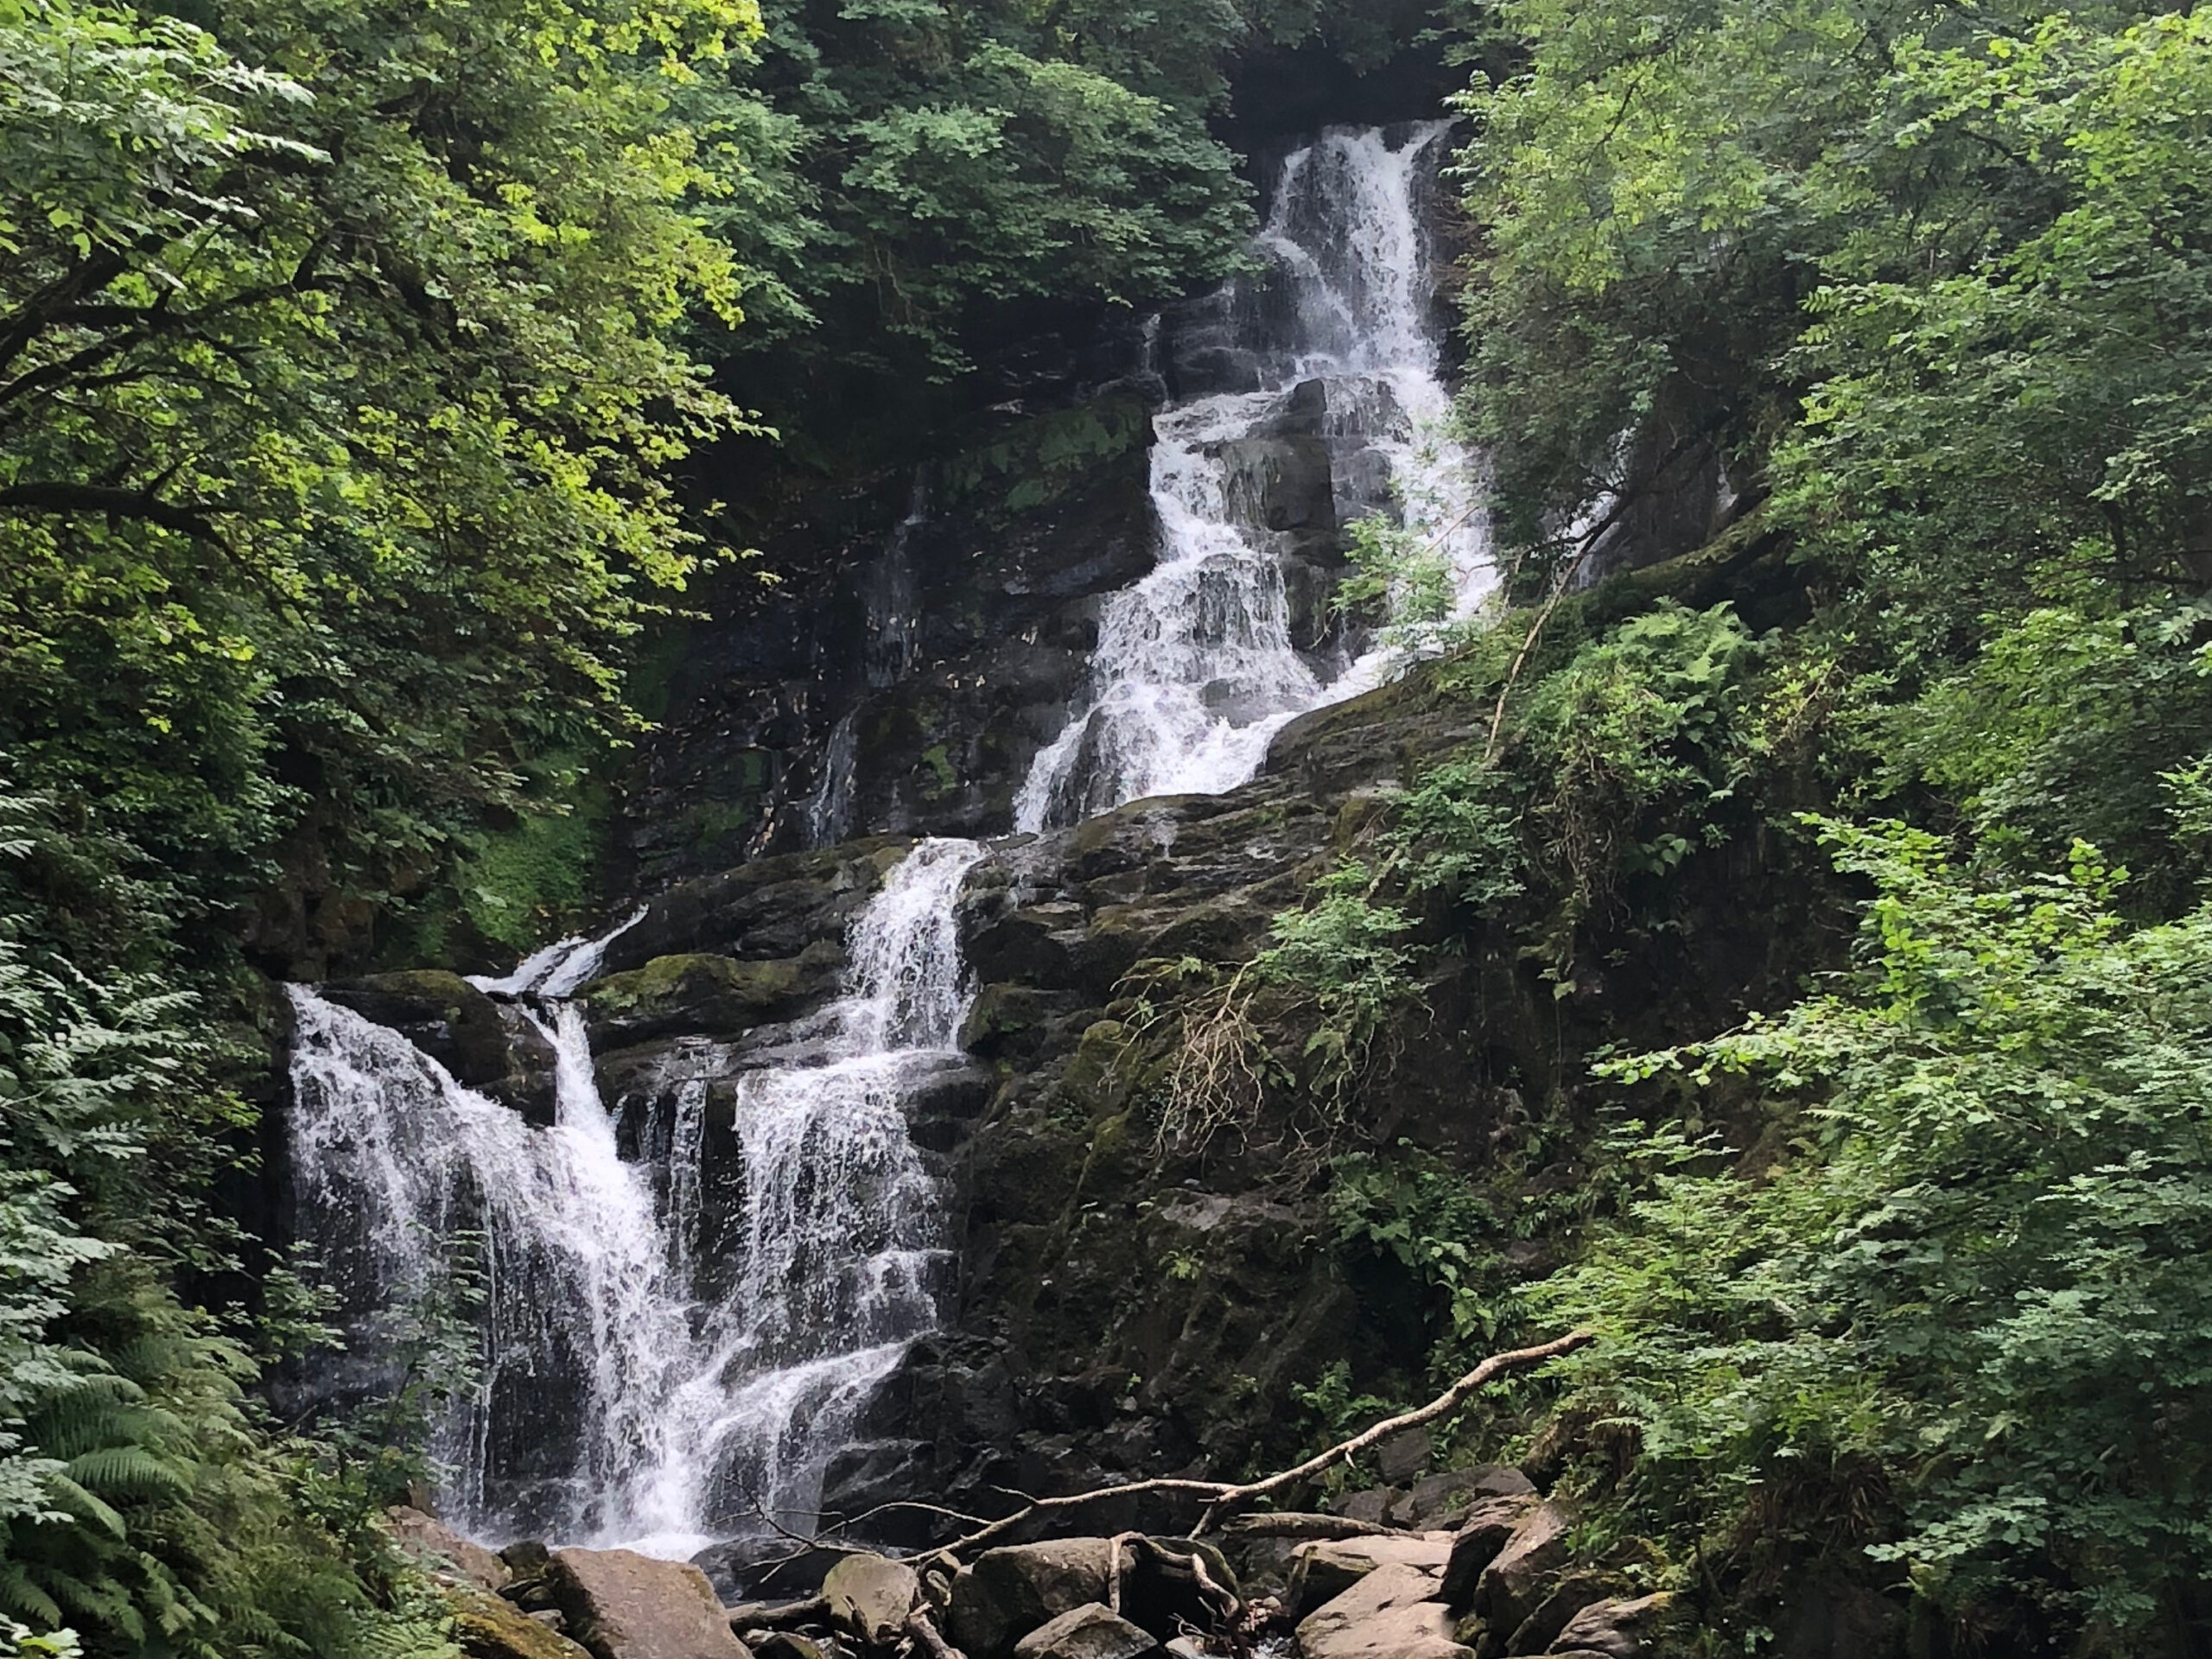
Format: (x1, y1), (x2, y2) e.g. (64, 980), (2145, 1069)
(1014, 121), (1491, 831)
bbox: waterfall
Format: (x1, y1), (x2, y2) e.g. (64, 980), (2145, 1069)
(1014, 122), (1491, 832)
(284, 119), (1481, 1571)
(286, 838), (987, 1558)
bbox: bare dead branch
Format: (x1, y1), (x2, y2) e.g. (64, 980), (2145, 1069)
(728, 1596), (830, 1633)
(906, 1607), (969, 1659)
(912, 1331), (1591, 1564)
(1216, 1514), (1415, 1541)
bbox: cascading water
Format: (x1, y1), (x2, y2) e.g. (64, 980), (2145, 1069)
(1015, 122), (1490, 831)
(286, 838), (987, 1557)
(284, 119), (1478, 1572)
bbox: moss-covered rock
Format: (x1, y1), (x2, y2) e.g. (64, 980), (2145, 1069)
(581, 953), (817, 1044)
(447, 1585), (594, 1659)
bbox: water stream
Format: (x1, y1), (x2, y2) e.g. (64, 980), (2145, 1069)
(283, 120), (1480, 1567)
(288, 839), (984, 1555)
(1015, 122), (1490, 830)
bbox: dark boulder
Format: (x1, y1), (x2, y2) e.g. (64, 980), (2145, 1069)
(951, 1541), (1115, 1659)
(322, 970), (557, 1122)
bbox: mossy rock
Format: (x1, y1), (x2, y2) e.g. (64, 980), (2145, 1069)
(447, 1586), (593, 1659)
(582, 952), (814, 1043)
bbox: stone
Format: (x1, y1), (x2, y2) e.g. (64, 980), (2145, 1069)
(1013, 1604), (1163, 1659)
(950, 1540), (1114, 1659)
(823, 1552), (921, 1648)
(1294, 1562), (1472, 1659)
(1284, 1534), (1451, 1618)
(1503, 1573), (1611, 1655)
(1375, 1428), (1433, 1486)
(550, 1547), (753, 1659)
(1336, 1491), (1395, 1528)
(751, 1635), (825, 1659)
(324, 972), (556, 1122)
(1386, 1468), (1537, 1530)
(1468, 1503), (1573, 1640)
(1548, 1592), (1681, 1658)
(582, 953), (817, 1044)
(386, 1504), (511, 1592)
(1771, 1576), (1904, 1659)
(448, 1585), (596, 1659)
(1438, 1497), (1541, 1610)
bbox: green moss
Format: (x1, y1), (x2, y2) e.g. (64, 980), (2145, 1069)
(457, 783), (611, 954)
(918, 744), (957, 799)
(584, 953), (800, 1017)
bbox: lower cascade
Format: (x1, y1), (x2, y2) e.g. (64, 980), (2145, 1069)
(286, 837), (988, 1557)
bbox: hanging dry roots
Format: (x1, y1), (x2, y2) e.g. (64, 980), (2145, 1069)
(1156, 970), (1268, 1155)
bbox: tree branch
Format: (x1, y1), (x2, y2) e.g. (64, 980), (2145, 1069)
(0, 481), (220, 541)
(913, 1332), (1592, 1565)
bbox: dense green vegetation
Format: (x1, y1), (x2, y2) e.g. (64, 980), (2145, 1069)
(9, 0), (2210, 1647)
(1230, 0), (2212, 1649)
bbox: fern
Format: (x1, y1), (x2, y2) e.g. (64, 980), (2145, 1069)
(62, 1446), (192, 1505)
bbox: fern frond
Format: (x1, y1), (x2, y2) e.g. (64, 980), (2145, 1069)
(0, 1560), (64, 1628)
(41, 1475), (126, 1539)
(64, 1444), (193, 1503)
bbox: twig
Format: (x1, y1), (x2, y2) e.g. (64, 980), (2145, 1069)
(1217, 1514), (1416, 1541)
(906, 1607), (968, 1659)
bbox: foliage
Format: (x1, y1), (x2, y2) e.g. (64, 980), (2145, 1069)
(0, 0), (751, 972)
(697, 0), (1434, 387)
(1533, 821), (2212, 1643)
(0, 0), (757, 1643)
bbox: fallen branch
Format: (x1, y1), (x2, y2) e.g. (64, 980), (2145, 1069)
(1191, 1331), (1593, 1532)
(916, 1331), (1592, 1564)
(1217, 1514), (1414, 1541)
(729, 1595), (830, 1633)
(906, 1607), (969, 1659)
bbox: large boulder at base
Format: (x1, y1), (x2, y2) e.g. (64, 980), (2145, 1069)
(1548, 1593), (1681, 1658)
(951, 1540), (1114, 1659)
(1285, 1534), (1452, 1618)
(1295, 1561), (1471, 1659)
(550, 1547), (753, 1659)
(1438, 1497), (1541, 1609)
(448, 1586), (596, 1659)
(1014, 1604), (1163, 1659)
(1469, 1502), (1573, 1639)
(385, 1505), (512, 1593)
(824, 1552), (921, 1648)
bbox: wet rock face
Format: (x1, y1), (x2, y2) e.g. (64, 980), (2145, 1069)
(621, 397), (1160, 887)
(321, 971), (557, 1122)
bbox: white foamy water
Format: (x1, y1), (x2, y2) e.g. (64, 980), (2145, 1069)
(1015, 122), (1491, 832)
(288, 838), (987, 1555)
